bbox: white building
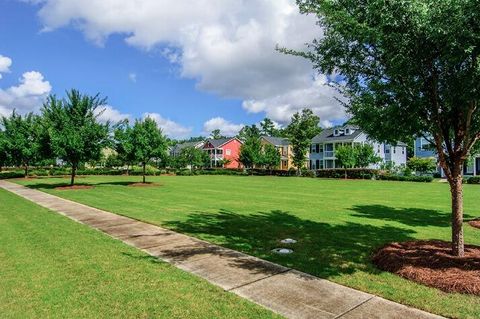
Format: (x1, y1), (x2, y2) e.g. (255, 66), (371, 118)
(309, 125), (407, 169)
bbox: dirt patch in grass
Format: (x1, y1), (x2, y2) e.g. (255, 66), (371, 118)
(372, 240), (480, 295)
(55, 185), (94, 190)
(128, 182), (162, 187)
(468, 219), (480, 229)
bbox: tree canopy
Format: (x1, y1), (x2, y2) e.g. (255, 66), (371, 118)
(288, 0), (480, 256)
(42, 90), (110, 185)
(285, 109), (321, 173)
(238, 125), (263, 168)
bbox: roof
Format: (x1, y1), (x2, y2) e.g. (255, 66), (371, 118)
(205, 137), (240, 148)
(312, 126), (363, 143)
(171, 141), (204, 154)
(261, 136), (290, 146)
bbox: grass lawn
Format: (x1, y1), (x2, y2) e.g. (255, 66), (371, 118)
(16, 175), (480, 319)
(0, 188), (280, 319)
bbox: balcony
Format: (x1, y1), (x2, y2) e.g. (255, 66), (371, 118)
(324, 151), (335, 158)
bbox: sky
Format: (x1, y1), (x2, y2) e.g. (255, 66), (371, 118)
(0, 0), (346, 139)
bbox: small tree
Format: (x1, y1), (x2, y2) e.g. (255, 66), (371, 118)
(335, 145), (357, 179)
(179, 146), (209, 171)
(42, 90), (110, 186)
(407, 157), (437, 175)
(1, 112), (41, 177)
(354, 144), (381, 168)
(130, 117), (167, 183)
(113, 122), (136, 175)
(261, 144), (281, 170)
(238, 125), (262, 168)
(286, 109), (321, 175)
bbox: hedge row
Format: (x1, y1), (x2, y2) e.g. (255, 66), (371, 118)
(377, 174), (434, 183)
(467, 176), (480, 184)
(315, 168), (378, 179)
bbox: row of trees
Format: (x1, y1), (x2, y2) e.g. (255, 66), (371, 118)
(0, 90), (168, 185)
(335, 144), (382, 178)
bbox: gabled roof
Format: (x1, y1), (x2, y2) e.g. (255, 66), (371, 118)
(171, 141), (204, 153)
(261, 136), (290, 146)
(312, 126), (363, 143)
(205, 137), (241, 148)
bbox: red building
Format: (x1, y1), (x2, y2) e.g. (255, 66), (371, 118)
(203, 138), (243, 169)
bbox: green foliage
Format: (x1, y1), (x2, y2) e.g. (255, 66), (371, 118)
(210, 129), (226, 140)
(1, 111), (42, 176)
(178, 146), (210, 170)
(130, 117), (168, 183)
(42, 90), (110, 185)
(259, 118), (281, 137)
(238, 125), (262, 168)
(261, 144), (281, 169)
(285, 109), (321, 173)
(354, 144), (381, 168)
(113, 121), (136, 169)
(335, 145), (357, 169)
(377, 175), (434, 183)
(407, 157), (437, 175)
(0, 129), (10, 170)
(467, 176), (480, 184)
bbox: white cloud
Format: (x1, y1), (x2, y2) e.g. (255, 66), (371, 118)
(242, 74), (346, 124)
(203, 117), (244, 137)
(29, 0), (345, 124)
(0, 55), (12, 79)
(143, 112), (192, 139)
(0, 70), (52, 116)
(128, 72), (137, 83)
(95, 105), (130, 123)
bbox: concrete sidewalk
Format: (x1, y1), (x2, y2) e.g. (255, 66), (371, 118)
(0, 180), (445, 319)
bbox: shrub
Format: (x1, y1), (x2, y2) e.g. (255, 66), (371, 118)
(467, 176), (480, 184)
(0, 171), (25, 179)
(316, 168), (378, 179)
(377, 174), (433, 182)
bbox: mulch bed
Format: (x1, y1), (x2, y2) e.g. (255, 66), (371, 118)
(468, 219), (480, 229)
(372, 240), (480, 295)
(128, 182), (162, 187)
(55, 185), (94, 190)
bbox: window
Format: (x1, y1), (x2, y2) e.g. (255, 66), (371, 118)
(225, 149), (231, 156)
(316, 144), (320, 153)
(345, 128), (350, 135)
(316, 160), (320, 169)
(310, 145), (315, 153)
(393, 147), (396, 154)
(319, 144), (324, 153)
(217, 149), (223, 155)
(402, 148), (405, 154)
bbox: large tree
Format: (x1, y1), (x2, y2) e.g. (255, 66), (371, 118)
(288, 0), (480, 256)
(0, 129), (10, 172)
(113, 121), (136, 175)
(42, 90), (110, 186)
(261, 144), (281, 170)
(178, 146), (210, 171)
(285, 109), (321, 174)
(1, 112), (41, 176)
(130, 117), (167, 183)
(259, 118), (281, 137)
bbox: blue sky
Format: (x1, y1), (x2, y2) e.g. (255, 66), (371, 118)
(0, 0), (345, 138)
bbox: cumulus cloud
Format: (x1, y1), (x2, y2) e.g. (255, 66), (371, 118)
(203, 117), (244, 137)
(128, 72), (137, 83)
(143, 112), (192, 139)
(29, 0), (345, 124)
(95, 105), (131, 123)
(0, 55), (12, 79)
(0, 70), (52, 116)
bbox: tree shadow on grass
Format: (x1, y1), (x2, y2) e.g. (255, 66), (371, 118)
(25, 181), (140, 190)
(164, 209), (416, 279)
(349, 205), (475, 228)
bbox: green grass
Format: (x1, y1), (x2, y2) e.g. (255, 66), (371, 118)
(16, 175), (480, 319)
(0, 188), (280, 319)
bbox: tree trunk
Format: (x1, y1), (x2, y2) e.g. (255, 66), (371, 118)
(344, 168), (347, 179)
(142, 162), (146, 184)
(24, 164), (29, 178)
(449, 172), (464, 257)
(70, 163), (77, 186)
(126, 164), (130, 176)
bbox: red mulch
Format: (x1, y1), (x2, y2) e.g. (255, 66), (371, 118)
(468, 219), (480, 229)
(372, 240), (480, 295)
(55, 185), (94, 190)
(128, 182), (162, 187)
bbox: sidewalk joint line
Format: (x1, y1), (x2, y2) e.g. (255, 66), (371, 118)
(227, 268), (291, 292)
(333, 295), (376, 319)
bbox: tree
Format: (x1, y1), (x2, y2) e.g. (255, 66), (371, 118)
(261, 144), (281, 170)
(130, 117), (167, 183)
(407, 157), (437, 175)
(178, 146), (209, 170)
(260, 118), (280, 137)
(0, 130), (9, 171)
(113, 121), (136, 174)
(354, 144), (381, 168)
(285, 109), (321, 174)
(238, 125), (262, 168)
(335, 145), (357, 178)
(210, 129), (226, 139)
(42, 90), (110, 186)
(287, 0), (480, 256)
(1, 112), (41, 176)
